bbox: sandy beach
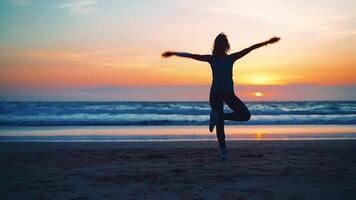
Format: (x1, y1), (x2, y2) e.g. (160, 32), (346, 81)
(1, 140), (356, 200)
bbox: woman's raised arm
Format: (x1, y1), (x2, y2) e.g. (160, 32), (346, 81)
(230, 37), (280, 62)
(161, 51), (211, 62)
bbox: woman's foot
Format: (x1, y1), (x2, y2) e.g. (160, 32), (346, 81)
(220, 149), (228, 161)
(209, 112), (219, 132)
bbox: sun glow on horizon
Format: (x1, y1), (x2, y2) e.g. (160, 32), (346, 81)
(238, 74), (288, 86)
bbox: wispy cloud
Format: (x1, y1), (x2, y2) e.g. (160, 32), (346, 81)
(9, 0), (31, 5)
(57, 0), (96, 15)
(205, 0), (356, 39)
(316, 30), (356, 39)
(21, 51), (85, 59)
(15, 49), (156, 68)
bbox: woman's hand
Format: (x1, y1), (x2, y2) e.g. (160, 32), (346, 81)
(267, 37), (280, 44)
(161, 51), (175, 58)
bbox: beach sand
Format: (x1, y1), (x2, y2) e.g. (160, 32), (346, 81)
(1, 140), (356, 200)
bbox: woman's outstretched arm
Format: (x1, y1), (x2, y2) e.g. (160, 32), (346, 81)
(230, 37), (280, 61)
(161, 51), (211, 62)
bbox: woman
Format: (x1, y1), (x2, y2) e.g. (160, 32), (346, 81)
(162, 33), (280, 160)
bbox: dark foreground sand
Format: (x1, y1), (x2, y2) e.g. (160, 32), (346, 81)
(1, 140), (356, 200)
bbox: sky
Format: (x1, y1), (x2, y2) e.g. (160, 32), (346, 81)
(0, 0), (355, 101)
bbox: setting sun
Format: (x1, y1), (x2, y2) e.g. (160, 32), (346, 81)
(253, 92), (264, 97)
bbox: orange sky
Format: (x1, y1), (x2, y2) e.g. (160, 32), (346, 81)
(0, 0), (355, 101)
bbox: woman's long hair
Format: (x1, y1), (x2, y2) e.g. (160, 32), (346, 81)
(212, 33), (230, 57)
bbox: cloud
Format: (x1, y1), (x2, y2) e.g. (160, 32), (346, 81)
(20, 51), (85, 59)
(204, 0), (356, 39)
(15, 49), (156, 68)
(9, 0), (31, 5)
(57, 0), (96, 15)
(316, 30), (356, 39)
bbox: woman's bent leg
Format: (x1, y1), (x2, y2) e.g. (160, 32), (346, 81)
(223, 93), (251, 121)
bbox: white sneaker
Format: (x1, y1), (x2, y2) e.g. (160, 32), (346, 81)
(220, 149), (228, 161)
(209, 112), (219, 133)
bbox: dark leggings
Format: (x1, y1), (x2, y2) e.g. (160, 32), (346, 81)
(209, 92), (251, 150)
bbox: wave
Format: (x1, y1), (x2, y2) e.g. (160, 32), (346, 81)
(1, 101), (355, 126)
(0, 114), (355, 126)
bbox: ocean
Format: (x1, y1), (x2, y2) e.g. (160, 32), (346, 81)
(0, 101), (355, 141)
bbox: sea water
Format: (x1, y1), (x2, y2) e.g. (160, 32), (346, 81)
(0, 101), (355, 141)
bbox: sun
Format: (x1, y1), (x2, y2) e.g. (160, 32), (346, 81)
(253, 92), (263, 97)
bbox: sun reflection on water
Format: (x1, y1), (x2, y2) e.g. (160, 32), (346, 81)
(256, 132), (262, 139)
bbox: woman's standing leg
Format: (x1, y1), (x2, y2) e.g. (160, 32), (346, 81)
(223, 93), (251, 122)
(209, 92), (226, 150)
(216, 116), (226, 150)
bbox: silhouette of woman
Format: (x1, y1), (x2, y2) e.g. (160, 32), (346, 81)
(162, 33), (280, 160)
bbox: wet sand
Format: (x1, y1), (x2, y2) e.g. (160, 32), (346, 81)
(1, 140), (356, 200)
